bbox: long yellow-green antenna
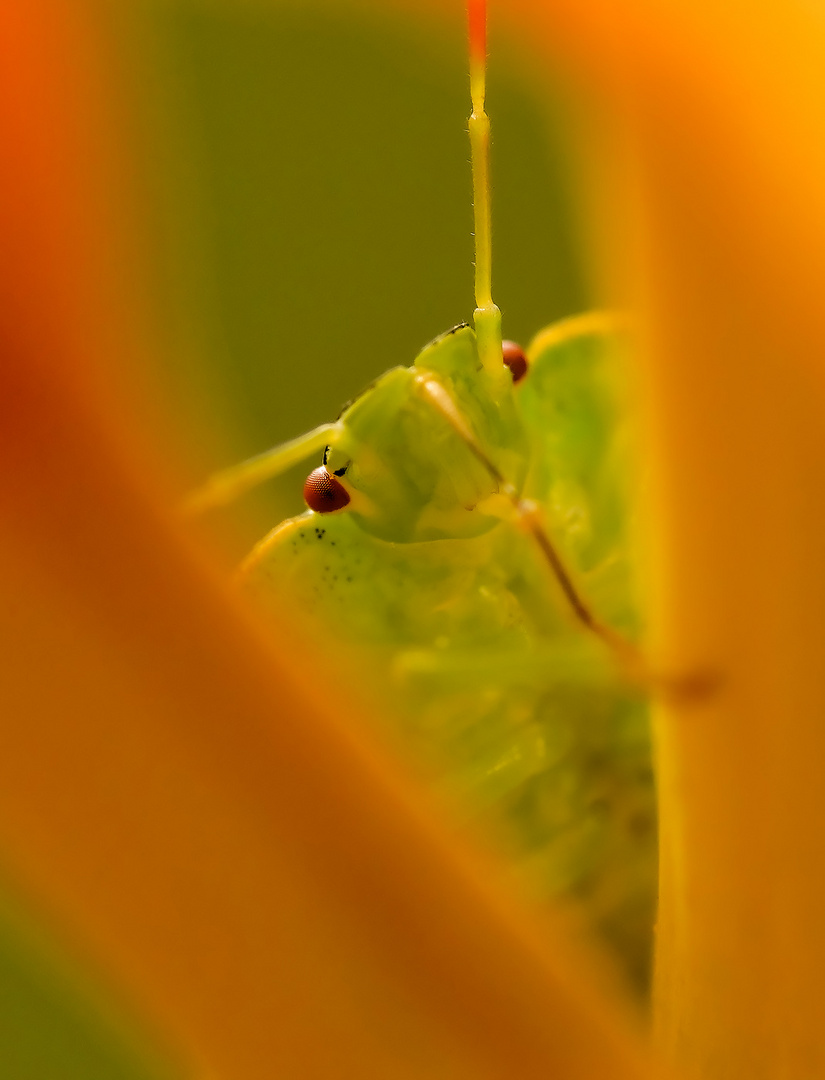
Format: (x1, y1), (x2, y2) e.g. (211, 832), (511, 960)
(468, 0), (503, 378)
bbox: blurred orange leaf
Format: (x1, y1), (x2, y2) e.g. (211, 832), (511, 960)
(0, 1), (656, 1077)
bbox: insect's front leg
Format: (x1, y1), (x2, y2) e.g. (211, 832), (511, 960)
(521, 316), (723, 703)
(502, 502), (718, 703)
(416, 336), (717, 704)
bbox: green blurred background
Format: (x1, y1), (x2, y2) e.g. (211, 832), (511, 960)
(5, 2), (594, 1075)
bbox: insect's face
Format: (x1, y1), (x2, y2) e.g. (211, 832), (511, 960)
(323, 326), (531, 544)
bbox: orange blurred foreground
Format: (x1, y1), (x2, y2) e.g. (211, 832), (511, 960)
(0, 1), (655, 1077)
(8, 0), (825, 1076)
(505, 1), (825, 1077)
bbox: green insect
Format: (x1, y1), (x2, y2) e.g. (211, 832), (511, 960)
(187, 1), (657, 995)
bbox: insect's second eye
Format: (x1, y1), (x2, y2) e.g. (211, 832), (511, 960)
(502, 340), (528, 383)
(303, 466), (351, 513)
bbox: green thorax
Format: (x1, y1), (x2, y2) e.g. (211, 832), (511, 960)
(324, 324), (529, 543)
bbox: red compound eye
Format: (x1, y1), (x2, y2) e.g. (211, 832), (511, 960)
(502, 340), (528, 383)
(303, 466), (351, 513)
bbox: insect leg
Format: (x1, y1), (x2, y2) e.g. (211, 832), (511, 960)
(505, 496), (716, 701)
(415, 375), (713, 701)
(506, 497), (718, 702)
(511, 498), (641, 665)
(415, 375), (610, 631)
(183, 422), (343, 515)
